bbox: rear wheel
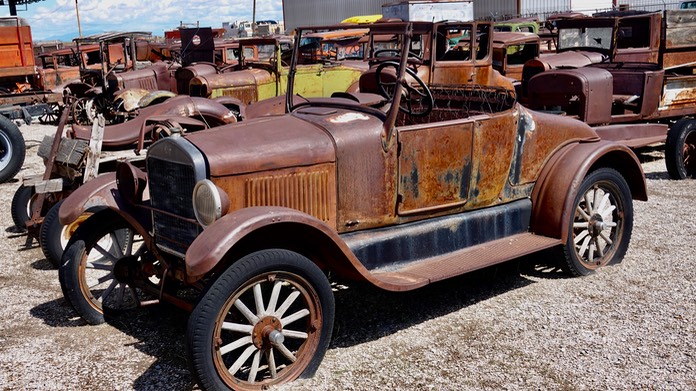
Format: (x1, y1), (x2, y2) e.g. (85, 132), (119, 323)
(666, 118), (696, 179)
(0, 115), (26, 183)
(59, 209), (140, 325)
(188, 249), (334, 390)
(561, 168), (633, 276)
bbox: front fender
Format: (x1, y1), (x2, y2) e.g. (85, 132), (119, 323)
(185, 207), (396, 289)
(530, 140), (647, 242)
(58, 172), (151, 234)
(58, 173), (119, 225)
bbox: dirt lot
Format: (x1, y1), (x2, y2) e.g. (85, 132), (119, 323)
(0, 124), (694, 390)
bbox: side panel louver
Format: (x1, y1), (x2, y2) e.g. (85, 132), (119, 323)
(242, 166), (336, 226)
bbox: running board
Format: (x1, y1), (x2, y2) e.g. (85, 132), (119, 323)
(369, 233), (562, 291)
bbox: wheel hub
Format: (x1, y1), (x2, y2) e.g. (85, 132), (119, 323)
(588, 214), (605, 237)
(252, 316), (283, 349)
(113, 255), (139, 284)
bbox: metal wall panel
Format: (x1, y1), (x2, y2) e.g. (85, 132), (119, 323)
(570, 0), (612, 13)
(520, 0), (572, 18)
(473, 0), (516, 20)
(283, 0), (394, 31)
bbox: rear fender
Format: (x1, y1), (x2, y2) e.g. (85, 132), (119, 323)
(58, 172), (152, 235)
(185, 206), (378, 285)
(531, 140), (647, 241)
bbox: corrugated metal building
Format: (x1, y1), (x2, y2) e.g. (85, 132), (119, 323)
(282, 0), (673, 31)
(283, 0), (394, 30)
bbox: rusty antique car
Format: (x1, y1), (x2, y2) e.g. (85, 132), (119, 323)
(58, 21), (646, 390)
(187, 34), (368, 104)
(525, 10), (696, 179)
(492, 31), (541, 82)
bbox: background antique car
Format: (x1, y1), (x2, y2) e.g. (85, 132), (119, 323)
(524, 10), (696, 180)
(57, 20), (646, 390)
(492, 31), (540, 81)
(188, 34), (367, 104)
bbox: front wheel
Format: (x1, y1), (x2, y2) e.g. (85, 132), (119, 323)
(188, 249), (334, 390)
(58, 209), (140, 325)
(561, 168), (633, 277)
(11, 185), (36, 229)
(665, 118), (696, 179)
(41, 201), (116, 268)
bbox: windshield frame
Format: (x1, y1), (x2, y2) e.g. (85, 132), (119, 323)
(554, 17), (617, 55)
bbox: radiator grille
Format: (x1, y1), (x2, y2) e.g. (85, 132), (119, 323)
(148, 156), (201, 256)
(245, 170), (331, 222)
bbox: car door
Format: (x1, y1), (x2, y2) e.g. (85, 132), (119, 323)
(396, 119), (475, 215)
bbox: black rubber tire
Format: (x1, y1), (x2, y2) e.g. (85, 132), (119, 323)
(187, 249), (334, 390)
(561, 168), (633, 277)
(59, 209), (135, 325)
(0, 115), (26, 183)
(39, 200), (65, 268)
(665, 118), (696, 180)
(11, 185), (35, 229)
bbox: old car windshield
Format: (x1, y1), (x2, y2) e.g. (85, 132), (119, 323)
(287, 24), (414, 116)
(558, 26), (613, 51)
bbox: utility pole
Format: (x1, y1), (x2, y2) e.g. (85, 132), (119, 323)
(9, 0), (17, 15)
(75, 0), (82, 37)
(252, 0), (256, 36)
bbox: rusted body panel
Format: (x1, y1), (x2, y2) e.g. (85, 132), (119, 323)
(513, 108), (599, 185)
(108, 61), (179, 93)
(528, 67), (614, 125)
(185, 115), (335, 176)
(594, 123), (668, 148)
(294, 108), (398, 231)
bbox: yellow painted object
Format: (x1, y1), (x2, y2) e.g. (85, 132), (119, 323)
(341, 15), (383, 24)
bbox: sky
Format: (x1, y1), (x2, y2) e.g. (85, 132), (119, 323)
(1, 0), (284, 41)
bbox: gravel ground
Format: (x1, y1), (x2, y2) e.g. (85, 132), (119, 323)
(0, 123), (694, 390)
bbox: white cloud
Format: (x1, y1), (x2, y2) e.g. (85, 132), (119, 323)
(10, 0), (283, 41)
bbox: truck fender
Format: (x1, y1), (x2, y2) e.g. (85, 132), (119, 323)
(58, 172), (151, 234)
(185, 206), (383, 287)
(530, 140), (647, 242)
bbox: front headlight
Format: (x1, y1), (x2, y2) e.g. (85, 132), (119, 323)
(192, 179), (228, 227)
(116, 161), (147, 204)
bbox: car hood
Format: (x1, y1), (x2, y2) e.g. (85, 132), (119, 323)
(198, 67), (275, 88)
(534, 50), (606, 69)
(184, 113), (335, 177)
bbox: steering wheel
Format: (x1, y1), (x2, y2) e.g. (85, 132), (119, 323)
(374, 49), (423, 65)
(375, 61), (433, 117)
